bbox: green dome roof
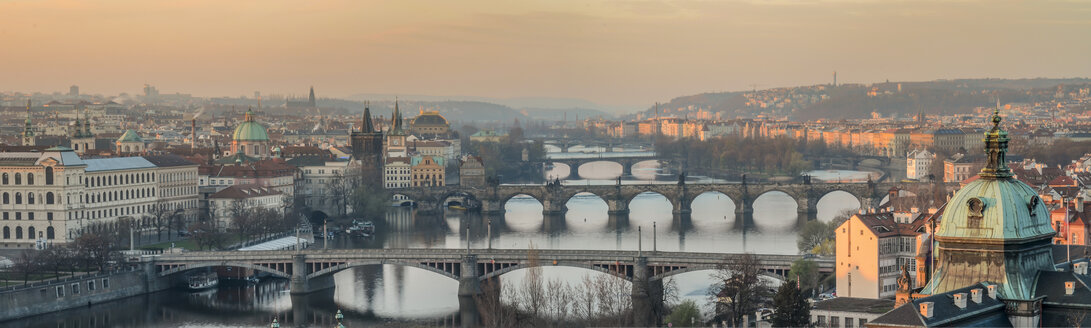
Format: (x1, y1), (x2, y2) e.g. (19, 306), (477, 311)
(233, 109), (269, 141)
(936, 178), (1053, 241)
(117, 129), (143, 143)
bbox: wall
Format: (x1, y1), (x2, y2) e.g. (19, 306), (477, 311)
(0, 264), (168, 322)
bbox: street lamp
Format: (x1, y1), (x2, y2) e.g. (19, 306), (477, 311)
(269, 318), (280, 328)
(335, 309), (344, 328)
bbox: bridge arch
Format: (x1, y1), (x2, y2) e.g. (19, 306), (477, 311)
(306, 260), (459, 280)
(814, 189), (865, 222)
(157, 261), (292, 279)
(479, 261), (633, 282)
(573, 160), (625, 180)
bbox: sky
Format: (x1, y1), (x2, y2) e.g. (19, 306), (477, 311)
(1, 0), (1089, 109)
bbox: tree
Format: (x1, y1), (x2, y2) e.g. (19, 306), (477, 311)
(711, 253), (771, 327)
(664, 300), (702, 327)
(11, 250), (40, 283)
(771, 280), (811, 327)
(789, 259), (820, 298)
(71, 233), (116, 271)
(149, 201), (174, 242)
(191, 221), (229, 250)
(39, 245), (71, 276)
(797, 221), (831, 254)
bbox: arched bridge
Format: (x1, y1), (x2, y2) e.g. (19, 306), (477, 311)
(150, 248), (831, 326)
(150, 248), (830, 292)
(544, 152), (662, 178)
(391, 180), (941, 217)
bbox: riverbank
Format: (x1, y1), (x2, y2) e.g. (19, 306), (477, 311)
(0, 265), (170, 322)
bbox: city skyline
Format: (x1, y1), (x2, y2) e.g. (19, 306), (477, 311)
(2, 0), (1089, 110)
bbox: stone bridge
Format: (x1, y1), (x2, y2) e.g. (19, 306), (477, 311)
(149, 248), (832, 326)
(543, 154), (662, 177)
(396, 180), (904, 215)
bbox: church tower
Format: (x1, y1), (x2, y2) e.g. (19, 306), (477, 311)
(385, 99), (408, 157)
(21, 100), (35, 146)
(71, 109), (96, 155)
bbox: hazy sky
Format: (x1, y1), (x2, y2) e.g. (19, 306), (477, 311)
(1, 0), (1089, 108)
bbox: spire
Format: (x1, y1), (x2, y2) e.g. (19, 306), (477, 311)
(391, 98), (405, 134)
(979, 97), (1011, 179)
(73, 109), (82, 137)
(82, 108), (93, 137)
(23, 100), (34, 136)
(244, 107), (255, 122)
(308, 86), (316, 107)
(362, 101), (375, 133)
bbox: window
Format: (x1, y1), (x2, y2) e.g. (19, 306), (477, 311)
(44, 167), (53, 185)
(26, 173), (33, 185)
(15, 173), (22, 185)
(57, 286), (64, 297)
(1, 173), (7, 184)
(859, 319), (867, 327)
(88, 280), (96, 291)
(27, 193), (34, 204)
(845, 316), (853, 328)
(102, 278), (109, 288)
(46, 192), (54, 204)
(2, 227), (8, 239)
(831, 316), (840, 328)
(2, 192), (7, 204)
(71, 283), (80, 295)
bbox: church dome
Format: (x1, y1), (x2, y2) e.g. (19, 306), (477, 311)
(233, 109), (269, 142)
(936, 177), (1053, 241)
(117, 129), (143, 143)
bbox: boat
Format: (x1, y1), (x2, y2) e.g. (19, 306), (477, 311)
(186, 271), (219, 291)
(347, 220), (376, 237)
(448, 205), (468, 211)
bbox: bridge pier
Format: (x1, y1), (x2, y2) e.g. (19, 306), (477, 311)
(542, 214), (566, 233)
(734, 202), (755, 230)
(631, 257), (663, 326)
(541, 198), (567, 215)
(480, 199), (503, 214)
(458, 255), (482, 297)
(607, 198), (629, 215)
(607, 214), (629, 230)
(290, 254), (310, 294)
(671, 198), (692, 215)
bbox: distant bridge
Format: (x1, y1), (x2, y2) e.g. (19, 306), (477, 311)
(544, 152), (661, 177)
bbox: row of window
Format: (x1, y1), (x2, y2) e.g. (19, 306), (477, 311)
(0, 168), (56, 186)
(87, 172), (154, 187)
(1, 192), (57, 205)
(813, 315), (866, 328)
(1, 226), (55, 240)
(2, 212), (52, 221)
(84, 188), (155, 204)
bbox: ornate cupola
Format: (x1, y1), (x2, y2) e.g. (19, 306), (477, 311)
(921, 103), (1055, 327)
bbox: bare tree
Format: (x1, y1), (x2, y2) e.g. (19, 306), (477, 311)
(574, 274), (600, 322)
(475, 277), (519, 328)
(11, 250), (40, 283)
(517, 246), (546, 317)
(1069, 310), (1089, 328)
(710, 253), (771, 327)
(149, 201), (173, 242)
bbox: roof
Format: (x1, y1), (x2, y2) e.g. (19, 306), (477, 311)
(142, 154), (198, 167)
(84, 157), (156, 172)
(411, 111), (449, 126)
(812, 297), (894, 314)
(209, 184), (282, 199)
(869, 282), (1010, 328)
(411, 155), (444, 167)
(116, 129), (143, 143)
(850, 211), (927, 238)
(284, 156), (328, 167)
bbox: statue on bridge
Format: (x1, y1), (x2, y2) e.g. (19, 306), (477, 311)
(677, 171), (687, 186)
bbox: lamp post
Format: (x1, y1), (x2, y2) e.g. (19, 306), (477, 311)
(335, 309), (344, 328)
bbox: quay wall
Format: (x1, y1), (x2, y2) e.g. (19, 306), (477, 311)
(0, 265), (169, 322)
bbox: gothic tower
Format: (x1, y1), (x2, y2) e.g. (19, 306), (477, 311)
(308, 86), (316, 108)
(350, 102), (384, 164)
(70, 109), (96, 155)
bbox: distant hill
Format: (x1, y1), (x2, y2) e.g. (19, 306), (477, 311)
(633, 78), (1091, 121)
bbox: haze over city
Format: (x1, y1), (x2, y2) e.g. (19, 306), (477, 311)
(2, 0), (1089, 109)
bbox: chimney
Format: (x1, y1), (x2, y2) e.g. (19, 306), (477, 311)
(919, 302), (934, 318)
(1078, 196), (1085, 213)
(191, 119), (197, 148)
(986, 285), (997, 299)
(971, 288), (983, 304)
(1076, 262), (1088, 275)
(953, 293), (967, 309)
(1066, 281), (1076, 295)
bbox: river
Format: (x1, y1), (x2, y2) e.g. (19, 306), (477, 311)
(7, 155), (867, 327)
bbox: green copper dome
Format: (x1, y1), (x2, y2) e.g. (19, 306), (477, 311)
(923, 105), (1056, 301)
(232, 109), (269, 141)
(117, 129), (143, 142)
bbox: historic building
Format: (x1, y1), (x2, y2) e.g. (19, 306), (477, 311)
(115, 129), (145, 154)
(869, 109), (1091, 327)
(143, 155), (200, 224)
(231, 109), (271, 158)
(409, 109), (450, 135)
(906, 149), (933, 181)
(383, 157), (411, 189)
(459, 155), (486, 187)
(410, 155), (445, 187)
(208, 184), (283, 229)
(835, 209), (927, 299)
(385, 101), (409, 158)
(0, 148), (196, 248)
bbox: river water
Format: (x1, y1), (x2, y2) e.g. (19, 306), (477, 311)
(8, 152), (866, 327)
